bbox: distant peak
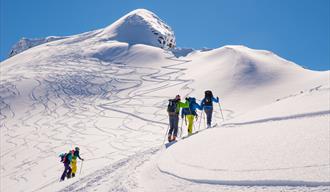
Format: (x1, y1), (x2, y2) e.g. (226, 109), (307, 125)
(125, 8), (155, 16)
(8, 36), (67, 58)
(98, 9), (176, 49)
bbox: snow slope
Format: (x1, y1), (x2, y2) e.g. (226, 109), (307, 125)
(1, 8), (329, 192)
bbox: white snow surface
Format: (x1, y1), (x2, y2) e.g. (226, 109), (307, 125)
(1, 9), (329, 192)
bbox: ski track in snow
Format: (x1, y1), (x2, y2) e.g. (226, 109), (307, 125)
(0, 47), (201, 191)
(57, 147), (159, 192)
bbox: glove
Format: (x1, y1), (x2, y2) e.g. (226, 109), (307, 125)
(82, 158), (84, 161)
(217, 97), (219, 103)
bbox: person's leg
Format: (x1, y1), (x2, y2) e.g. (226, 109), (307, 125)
(168, 115), (174, 141)
(209, 108), (213, 126)
(187, 115), (194, 134)
(172, 115), (179, 141)
(204, 108), (213, 127)
(67, 165), (72, 179)
(60, 164), (69, 181)
(71, 159), (77, 177)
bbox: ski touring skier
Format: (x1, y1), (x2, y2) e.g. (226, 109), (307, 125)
(181, 97), (202, 135)
(167, 95), (189, 142)
(59, 150), (73, 181)
(200, 90), (219, 128)
(70, 147), (84, 178)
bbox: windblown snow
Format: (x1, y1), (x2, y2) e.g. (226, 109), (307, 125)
(1, 9), (329, 192)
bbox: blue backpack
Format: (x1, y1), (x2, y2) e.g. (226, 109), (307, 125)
(182, 97), (197, 117)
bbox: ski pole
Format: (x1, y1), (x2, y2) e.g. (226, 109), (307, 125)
(80, 160), (84, 175)
(198, 110), (203, 131)
(163, 124), (170, 145)
(179, 117), (184, 138)
(203, 110), (206, 128)
(218, 102), (225, 121)
(193, 115), (197, 133)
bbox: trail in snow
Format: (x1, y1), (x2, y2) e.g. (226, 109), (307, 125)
(0, 44), (198, 191)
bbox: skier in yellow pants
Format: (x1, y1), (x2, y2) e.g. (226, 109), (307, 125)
(71, 147), (84, 177)
(181, 97), (202, 135)
(186, 114), (195, 135)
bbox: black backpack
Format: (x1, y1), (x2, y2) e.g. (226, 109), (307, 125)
(167, 99), (177, 113)
(204, 90), (213, 106)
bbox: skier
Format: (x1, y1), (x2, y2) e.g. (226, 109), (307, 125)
(70, 147), (84, 178)
(60, 150), (73, 181)
(181, 97), (202, 135)
(167, 95), (189, 142)
(200, 90), (219, 128)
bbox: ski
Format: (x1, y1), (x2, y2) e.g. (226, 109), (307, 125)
(164, 140), (177, 148)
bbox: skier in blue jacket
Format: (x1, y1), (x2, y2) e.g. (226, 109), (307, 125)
(200, 90), (219, 128)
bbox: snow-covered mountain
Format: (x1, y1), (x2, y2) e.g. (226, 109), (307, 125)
(97, 9), (175, 49)
(1, 9), (329, 192)
(8, 36), (68, 57)
(8, 9), (175, 58)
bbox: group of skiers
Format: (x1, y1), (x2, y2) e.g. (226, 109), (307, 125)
(57, 90), (219, 180)
(167, 90), (220, 142)
(59, 147), (84, 181)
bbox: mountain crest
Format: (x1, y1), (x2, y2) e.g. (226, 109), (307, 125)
(98, 9), (176, 49)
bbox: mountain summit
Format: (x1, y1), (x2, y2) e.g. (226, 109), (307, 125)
(98, 9), (175, 49)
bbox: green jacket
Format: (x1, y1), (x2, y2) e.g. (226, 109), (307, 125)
(174, 100), (189, 114)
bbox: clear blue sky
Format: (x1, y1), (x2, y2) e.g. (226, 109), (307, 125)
(1, 0), (329, 70)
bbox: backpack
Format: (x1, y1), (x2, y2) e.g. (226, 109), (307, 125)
(204, 90), (213, 106)
(167, 99), (177, 113)
(60, 153), (67, 163)
(60, 153), (72, 164)
(182, 97), (197, 116)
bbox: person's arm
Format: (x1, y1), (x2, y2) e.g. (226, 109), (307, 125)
(194, 102), (202, 110)
(77, 151), (84, 161)
(212, 96), (219, 103)
(179, 100), (189, 108)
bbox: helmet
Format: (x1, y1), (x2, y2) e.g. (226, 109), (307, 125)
(75, 147), (80, 151)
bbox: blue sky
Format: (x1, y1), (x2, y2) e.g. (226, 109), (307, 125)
(1, 0), (329, 70)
